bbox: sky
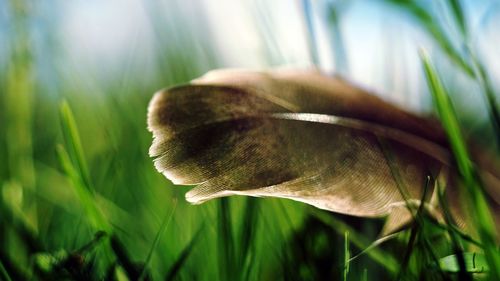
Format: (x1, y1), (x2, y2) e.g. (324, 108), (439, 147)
(1, 0), (498, 113)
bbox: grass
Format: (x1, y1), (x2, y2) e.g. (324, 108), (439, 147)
(57, 101), (111, 234)
(343, 231), (350, 281)
(422, 52), (500, 280)
(1, 0), (499, 280)
(0, 261), (13, 281)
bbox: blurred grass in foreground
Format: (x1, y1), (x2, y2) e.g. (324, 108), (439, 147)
(1, 0), (499, 280)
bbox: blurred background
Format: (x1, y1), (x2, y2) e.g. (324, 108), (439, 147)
(0, 0), (499, 280)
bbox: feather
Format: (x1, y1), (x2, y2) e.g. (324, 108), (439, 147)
(147, 69), (500, 234)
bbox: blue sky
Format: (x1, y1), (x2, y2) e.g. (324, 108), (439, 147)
(1, 0), (498, 113)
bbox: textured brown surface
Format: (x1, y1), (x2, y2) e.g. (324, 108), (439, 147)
(148, 69), (500, 234)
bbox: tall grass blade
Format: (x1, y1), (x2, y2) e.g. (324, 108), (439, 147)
(164, 226), (203, 281)
(311, 210), (398, 275)
(396, 176), (449, 280)
(436, 182), (472, 281)
(387, 0), (500, 149)
(386, 0), (474, 76)
(469, 58), (500, 150)
(237, 199), (259, 281)
(58, 101), (111, 233)
(0, 252), (27, 281)
(391, 0), (500, 147)
(110, 235), (141, 280)
(0, 260), (13, 281)
(347, 233), (398, 263)
(59, 100), (92, 189)
(0, 198), (42, 253)
(439, 253), (489, 273)
(361, 269), (368, 281)
(104, 264), (118, 281)
(302, 0), (320, 66)
(447, 0), (467, 37)
(4, 0), (37, 234)
(238, 199), (259, 269)
(343, 231), (350, 281)
(326, 2), (349, 75)
(218, 198), (235, 281)
(395, 229), (418, 280)
(139, 201), (177, 281)
(76, 231), (108, 255)
(56, 144), (110, 233)
(421, 51), (500, 280)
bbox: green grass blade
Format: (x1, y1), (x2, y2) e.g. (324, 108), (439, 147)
(57, 100), (111, 233)
(469, 57), (500, 150)
(75, 231), (108, 255)
(343, 231), (350, 281)
(110, 236), (141, 280)
(139, 202), (177, 281)
(0, 260), (13, 281)
(56, 144), (110, 233)
(447, 0), (467, 37)
(217, 198), (235, 281)
(59, 100), (92, 189)
(311, 209), (398, 275)
(238, 198), (259, 273)
(361, 269), (367, 281)
(237, 199), (259, 281)
(386, 0), (474, 76)
(164, 226), (203, 281)
(439, 253), (489, 273)
(0, 196), (42, 254)
(393, 222), (419, 280)
(436, 182), (472, 280)
(422, 51), (473, 182)
(302, 0), (320, 66)
(0, 252), (28, 281)
(326, 2), (350, 75)
(389, 0), (500, 149)
(421, 51), (500, 280)
(395, 176), (436, 280)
